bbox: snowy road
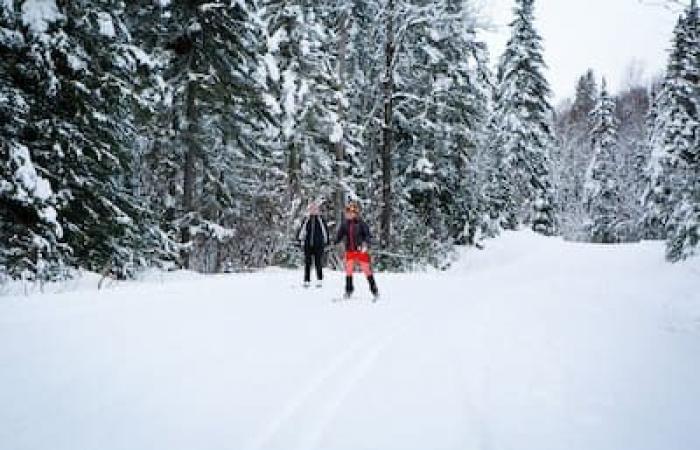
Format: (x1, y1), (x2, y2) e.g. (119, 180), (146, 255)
(1, 232), (699, 450)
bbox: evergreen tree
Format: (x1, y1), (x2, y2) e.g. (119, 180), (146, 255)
(644, 0), (700, 260)
(390, 0), (491, 263)
(640, 82), (669, 240)
(260, 0), (343, 265)
(584, 79), (622, 243)
(1, 0), (156, 279)
(552, 69), (597, 239)
(129, 0), (273, 271)
(348, 0), (492, 268)
(1, 1), (65, 281)
(664, 1), (699, 261)
(263, 1), (331, 198)
(3, 0), (617, 277)
(615, 85), (650, 242)
(570, 70), (598, 127)
(486, 0), (556, 235)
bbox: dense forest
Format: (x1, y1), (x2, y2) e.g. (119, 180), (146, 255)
(1, 0), (698, 282)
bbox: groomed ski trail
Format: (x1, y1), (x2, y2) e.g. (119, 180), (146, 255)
(245, 306), (419, 450)
(1, 231), (699, 450)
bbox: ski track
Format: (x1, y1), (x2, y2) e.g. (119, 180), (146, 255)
(246, 307), (418, 450)
(298, 311), (417, 450)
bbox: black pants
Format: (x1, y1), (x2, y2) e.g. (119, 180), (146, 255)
(304, 247), (324, 282)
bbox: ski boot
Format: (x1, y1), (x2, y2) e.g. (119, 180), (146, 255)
(344, 276), (354, 299)
(368, 275), (379, 302)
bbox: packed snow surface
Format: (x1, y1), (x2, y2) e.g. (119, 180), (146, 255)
(1, 231), (699, 450)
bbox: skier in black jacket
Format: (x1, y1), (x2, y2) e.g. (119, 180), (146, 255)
(297, 202), (329, 287)
(335, 201), (379, 300)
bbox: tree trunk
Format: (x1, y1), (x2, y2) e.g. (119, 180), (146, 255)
(380, 0), (395, 249)
(288, 142), (300, 200)
(181, 74), (198, 269)
(335, 11), (349, 226)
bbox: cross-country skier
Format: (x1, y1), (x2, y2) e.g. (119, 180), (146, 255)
(297, 201), (329, 288)
(335, 202), (379, 301)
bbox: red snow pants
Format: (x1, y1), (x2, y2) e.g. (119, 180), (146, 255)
(344, 251), (373, 276)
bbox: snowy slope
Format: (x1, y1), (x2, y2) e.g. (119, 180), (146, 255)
(1, 231), (699, 450)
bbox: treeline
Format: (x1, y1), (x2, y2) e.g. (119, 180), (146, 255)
(0, 0), (697, 283)
(553, 1), (699, 261)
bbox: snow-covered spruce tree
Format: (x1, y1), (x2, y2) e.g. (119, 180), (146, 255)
(413, 0), (492, 248)
(262, 0), (340, 198)
(128, 1), (274, 271)
(640, 82), (669, 240)
(663, 0), (700, 261)
(340, 0), (384, 207)
(259, 0), (345, 266)
(644, 0), (700, 260)
(614, 84), (651, 242)
(358, 0), (491, 269)
(555, 70), (650, 244)
(552, 69), (597, 240)
(60, 1), (171, 277)
(1, 1), (156, 279)
(310, 0), (387, 266)
(389, 1), (451, 266)
(307, 0), (396, 268)
(584, 79), (623, 244)
(461, 45), (495, 246)
(485, 0), (556, 236)
(481, 127), (517, 236)
(1, 2), (67, 281)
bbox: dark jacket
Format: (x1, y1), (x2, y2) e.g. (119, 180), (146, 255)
(297, 215), (329, 250)
(335, 218), (371, 252)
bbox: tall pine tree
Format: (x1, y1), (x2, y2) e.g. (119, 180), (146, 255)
(644, 0), (700, 261)
(584, 79), (622, 243)
(129, 0), (273, 271)
(1, 0), (155, 280)
(552, 69), (597, 240)
(485, 0), (556, 235)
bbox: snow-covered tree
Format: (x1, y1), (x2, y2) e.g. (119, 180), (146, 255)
(1, 0), (160, 279)
(552, 70), (597, 239)
(259, 0), (349, 268)
(584, 79), (623, 243)
(1, 3), (65, 281)
(392, 1), (490, 249)
(128, 0), (275, 271)
(485, 0), (556, 235)
(263, 1), (334, 199)
(349, 0), (491, 268)
(644, 0), (700, 260)
(615, 85), (651, 242)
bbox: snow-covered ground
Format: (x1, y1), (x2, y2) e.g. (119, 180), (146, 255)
(1, 231), (699, 450)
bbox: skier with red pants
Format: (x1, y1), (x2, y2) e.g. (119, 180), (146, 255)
(335, 202), (379, 300)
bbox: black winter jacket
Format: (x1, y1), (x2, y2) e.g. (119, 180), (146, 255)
(297, 215), (329, 250)
(335, 219), (371, 252)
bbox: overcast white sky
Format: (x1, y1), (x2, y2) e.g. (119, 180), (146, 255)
(480, 0), (684, 103)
